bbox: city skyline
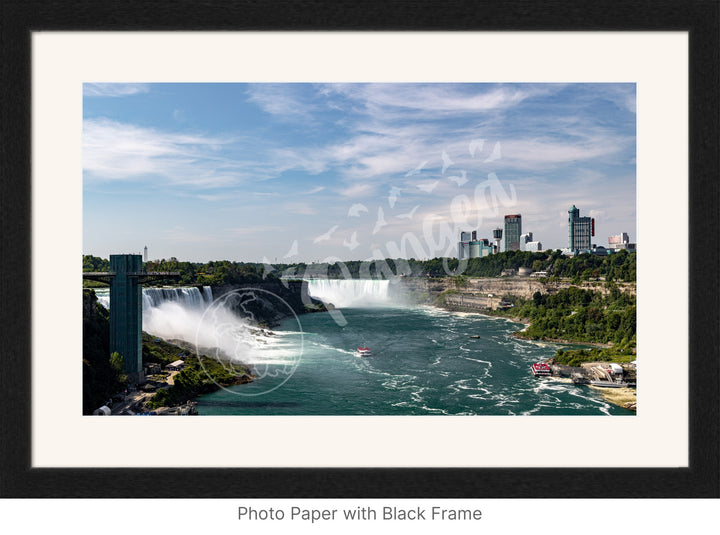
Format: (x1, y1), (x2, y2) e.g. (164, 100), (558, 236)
(83, 83), (637, 263)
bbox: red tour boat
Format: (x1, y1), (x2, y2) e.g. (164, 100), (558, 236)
(531, 362), (552, 376)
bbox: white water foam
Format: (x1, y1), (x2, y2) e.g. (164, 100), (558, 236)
(306, 279), (391, 308)
(93, 286), (293, 365)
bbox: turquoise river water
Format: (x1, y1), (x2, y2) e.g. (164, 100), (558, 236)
(196, 305), (632, 416)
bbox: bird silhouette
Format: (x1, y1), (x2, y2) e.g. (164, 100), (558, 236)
(343, 231), (360, 250)
(441, 150), (453, 174)
(347, 203), (369, 217)
(283, 240), (298, 258)
(484, 141), (502, 163)
(397, 205), (420, 220)
(313, 225), (339, 243)
(469, 138), (485, 158)
(373, 207), (388, 235)
(388, 186), (402, 208)
(417, 180), (439, 193)
(405, 160), (428, 177)
(448, 170), (468, 186)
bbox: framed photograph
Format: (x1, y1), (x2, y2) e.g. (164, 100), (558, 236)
(1, 1), (717, 498)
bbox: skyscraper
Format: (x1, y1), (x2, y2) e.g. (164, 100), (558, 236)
(568, 205), (594, 251)
(492, 228), (502, 253)
(504, 215), (522, 252)
(520, 232), (533, 251)
(458, 231), (492, 259)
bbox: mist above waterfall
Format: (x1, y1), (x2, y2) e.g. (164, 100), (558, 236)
(94, 286), (297, 366)
(306, 279), (397, 308)
(141, 287), (214, 344)
(96, 286), (218, 345)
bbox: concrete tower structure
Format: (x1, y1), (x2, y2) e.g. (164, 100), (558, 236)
(83, 255), (180, 383)
(109, 254), (144, 380)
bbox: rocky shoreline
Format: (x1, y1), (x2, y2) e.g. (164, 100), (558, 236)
(434, 304), (637, 412)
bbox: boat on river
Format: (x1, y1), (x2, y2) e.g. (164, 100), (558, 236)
(589, 380), (628, 388)
(357, 346), (373, 357)
(531, 362), (552, 376)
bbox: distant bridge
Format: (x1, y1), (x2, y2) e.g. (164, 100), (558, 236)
(83, 271), (181, 283)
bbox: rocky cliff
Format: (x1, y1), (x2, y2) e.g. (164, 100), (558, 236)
(396, 276), (635, 305)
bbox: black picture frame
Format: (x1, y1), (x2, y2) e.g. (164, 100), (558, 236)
(1, 0), (718, 498)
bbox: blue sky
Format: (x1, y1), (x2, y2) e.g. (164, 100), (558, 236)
(83, 83), (636, 263)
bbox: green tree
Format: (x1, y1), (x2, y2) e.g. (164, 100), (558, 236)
(110, 351), (127, 383)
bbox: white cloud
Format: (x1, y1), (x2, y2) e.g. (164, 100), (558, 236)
(245, 85), (314, 120)
(339, 183), (375, 198)
(83, 83), (150, 97)
(302, 186), (325, 195)
(282, 202), (317, 216)
(327, 84), (548, 115)
(83, 118), (244, 188)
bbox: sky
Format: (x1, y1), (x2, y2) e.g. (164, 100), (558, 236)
(83, 83), (636, 264)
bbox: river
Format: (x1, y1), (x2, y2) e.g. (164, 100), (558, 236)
(95, 282), (633, 415)
(195, 280), (632, 415)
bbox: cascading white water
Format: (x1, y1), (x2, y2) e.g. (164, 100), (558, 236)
(94, 286), (212, 312)
(306, 279), (391, 308)
(92, 286), (293, 365)
(95, 286), (215, 344)
(141, 287), (213, 343)
(142, 286), (213, 309)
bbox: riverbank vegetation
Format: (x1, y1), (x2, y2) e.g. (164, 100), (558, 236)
(487, 284), (636, 350)
(83, 289), (124, 413)
(83, 249), (636, 286)
(551, 346), (636, 367)
(141, 332), (254, 409)
(145, 354), (253, 410)
(279, 250), (636, 282)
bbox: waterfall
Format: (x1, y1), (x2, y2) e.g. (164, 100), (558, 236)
(142, 286), (213, 310)
(94, 286), (213, 311)
(92, 286), (290, 365)
(306, 279), (391, 308)
(95, 286), (214, 343)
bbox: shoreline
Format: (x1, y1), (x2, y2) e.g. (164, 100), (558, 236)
(436, 303), (635, 412)
(438, 303), (614, 348)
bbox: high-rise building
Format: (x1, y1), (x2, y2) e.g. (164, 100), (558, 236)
(458, 231), (492, 259)
(520, 232), (533, 251)
(568, 205), (594, 251)
(608, 232), (636, 251)
(504, 215), (522, 252)
(608, 233), (629, 246)
(468, 240), (493, 258)
(458, 231), (472, 259)
(143, 245), (148, 262)
(492, 228), (502, 253)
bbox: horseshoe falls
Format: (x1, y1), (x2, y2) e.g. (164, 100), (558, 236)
(306, 278), (391, 308)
